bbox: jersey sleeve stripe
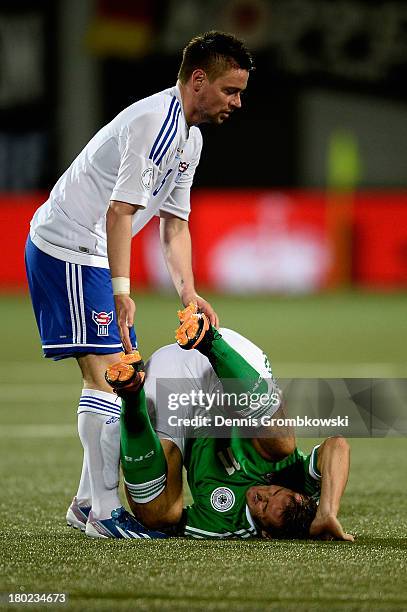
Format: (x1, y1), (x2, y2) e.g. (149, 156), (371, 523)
(151, 104), (181, 165)
(149, 96), (179, 162)
(233, 527), (256, 535)
(185, 525), (233, 537)
(184, 525), (256, 539)
(154, 107), (181, 165)
(149, 96), (176, 159)
(309, 444), (322, 480)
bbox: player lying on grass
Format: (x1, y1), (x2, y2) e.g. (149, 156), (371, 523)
(82, 304), (353, 540)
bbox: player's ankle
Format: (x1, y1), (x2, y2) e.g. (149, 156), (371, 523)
(193, 324), (217, 355)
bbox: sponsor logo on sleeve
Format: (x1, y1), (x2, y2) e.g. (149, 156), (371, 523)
(175, 160), (190, 183)
(178, 161), (190, 173)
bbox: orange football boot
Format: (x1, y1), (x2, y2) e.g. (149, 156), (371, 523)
(105, 351), (145, 394)
(175, 302), (210, 350)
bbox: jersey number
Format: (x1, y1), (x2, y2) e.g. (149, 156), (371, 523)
(153, 168), (173, 196)
(217, 448), (241, 476)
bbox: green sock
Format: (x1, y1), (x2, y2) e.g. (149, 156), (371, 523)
(120, 388), (167, 504)
(198, 328), (274, 416)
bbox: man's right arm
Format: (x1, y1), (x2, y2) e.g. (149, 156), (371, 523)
(106, 201), (141, 353)
(309, 436), (354, 541)
(107, 107), (166, 350)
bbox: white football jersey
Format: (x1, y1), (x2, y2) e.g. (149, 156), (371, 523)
(143, 328), (278, 455)
(30, 84), (202, 267)
(144, 328), (274, 408)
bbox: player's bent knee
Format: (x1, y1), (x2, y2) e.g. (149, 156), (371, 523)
(255, 436), (296, 462)
(326, 436), (350, 450)
(77, 352), (123, 391)
(274, 437), (296, 459)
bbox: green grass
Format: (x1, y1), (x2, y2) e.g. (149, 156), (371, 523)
(0, 292), (406, 611)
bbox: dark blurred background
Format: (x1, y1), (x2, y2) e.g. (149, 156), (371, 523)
(1, 0), (407, 293)
(1, 0), (406, 190)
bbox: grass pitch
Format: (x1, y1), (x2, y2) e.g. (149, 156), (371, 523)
(0, 292), (406, 611)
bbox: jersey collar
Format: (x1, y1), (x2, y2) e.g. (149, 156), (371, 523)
(246, 505), (260, 535)
(174, 81), (189, 140)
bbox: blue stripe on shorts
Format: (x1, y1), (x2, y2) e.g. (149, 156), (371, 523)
(25, 236), (137, 359)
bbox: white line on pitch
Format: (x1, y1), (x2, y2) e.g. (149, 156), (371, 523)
(0, 424), (76, 438)
(0, 384), (79, 402)
(0, 361), (403, 378)
(0, 362), (77, 383)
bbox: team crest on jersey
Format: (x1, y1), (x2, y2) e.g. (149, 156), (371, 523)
(178, 161), (189, 173)
(175, 160), (190, 183)
(92, 311), (114, 336)
(141, 167), (153, 189)
(210, 487), (235, 512)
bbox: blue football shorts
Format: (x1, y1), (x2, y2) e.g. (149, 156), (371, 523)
(25, 236), (137, 360)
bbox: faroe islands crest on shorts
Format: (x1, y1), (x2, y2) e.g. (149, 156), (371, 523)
(92, 311), (114, 336)
(210, 487), (235, 512)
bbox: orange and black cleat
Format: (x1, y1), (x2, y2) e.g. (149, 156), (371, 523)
(175, 302), (210, 350)
(105, 351), (145, 394)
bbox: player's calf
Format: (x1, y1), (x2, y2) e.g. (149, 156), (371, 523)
(105, 356), (169, 518)
(125, 440), (184, 530)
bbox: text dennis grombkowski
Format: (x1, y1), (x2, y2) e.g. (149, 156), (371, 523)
(166, 390), (349, 429)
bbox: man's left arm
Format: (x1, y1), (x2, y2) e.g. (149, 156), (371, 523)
(160, 213), (219, 327)
(309, 436), (354, 541)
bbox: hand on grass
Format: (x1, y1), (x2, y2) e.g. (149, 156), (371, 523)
(309, 513), (354, 542)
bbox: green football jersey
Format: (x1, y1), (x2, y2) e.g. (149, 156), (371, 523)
(182, 434), (321, 539)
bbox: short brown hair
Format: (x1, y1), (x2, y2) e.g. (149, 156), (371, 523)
(263, 494), (318, 540)
(178, 31), (254, 84)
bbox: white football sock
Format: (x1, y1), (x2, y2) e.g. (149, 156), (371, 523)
(77, 389), (122, 520)
(76, 453), (92, 507)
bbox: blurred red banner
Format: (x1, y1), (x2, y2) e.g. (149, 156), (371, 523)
(354, 192), (407, 287)
(1, 190), (407, 292)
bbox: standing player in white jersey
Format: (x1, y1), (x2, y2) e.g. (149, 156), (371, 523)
(25, 32), (254, 538)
